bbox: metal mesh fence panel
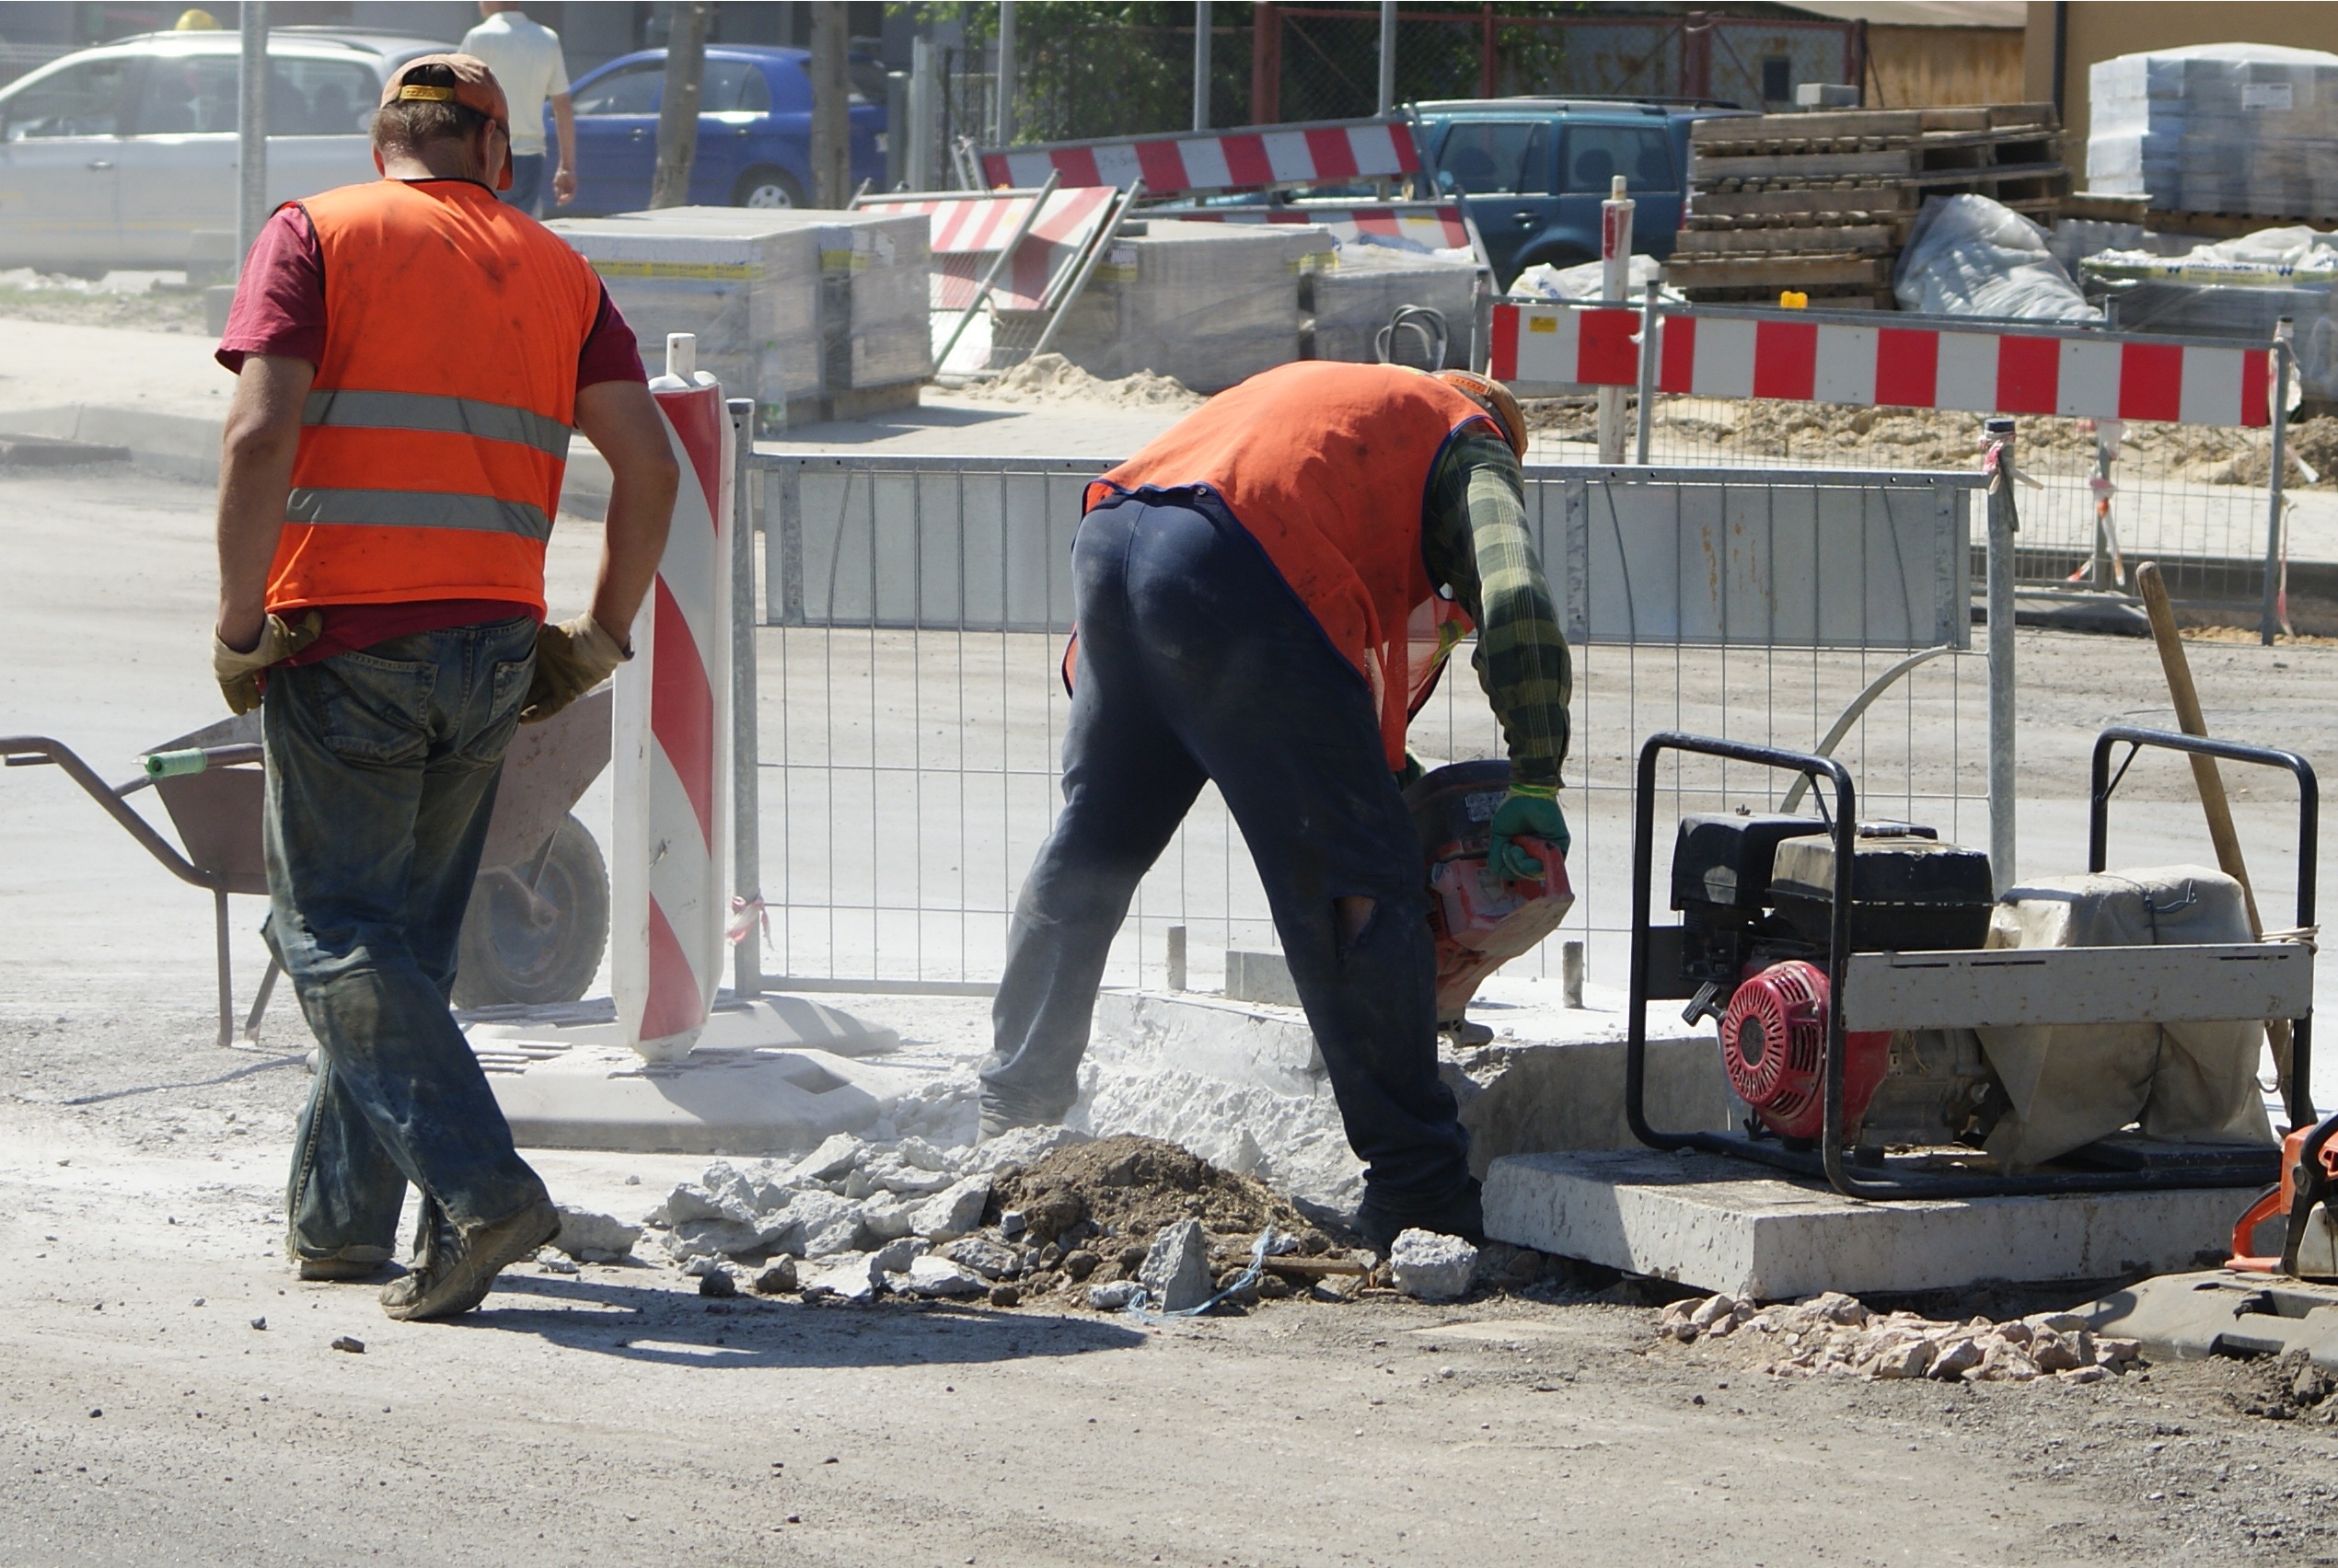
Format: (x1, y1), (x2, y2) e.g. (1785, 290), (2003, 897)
(751, 454), (1989, 998)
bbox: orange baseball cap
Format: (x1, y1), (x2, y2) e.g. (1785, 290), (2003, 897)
(380, 53), (513, 190)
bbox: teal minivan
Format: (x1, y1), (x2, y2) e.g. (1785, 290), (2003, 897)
(1412, 98), (1749, 290)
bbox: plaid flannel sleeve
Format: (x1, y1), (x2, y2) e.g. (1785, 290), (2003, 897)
(1418, 429), (1572, 788)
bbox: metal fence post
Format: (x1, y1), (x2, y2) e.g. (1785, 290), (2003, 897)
(764, 461), (804, 628)
(1634, 281), (1660, 465)
(237, 2), (269, 264)
(1985, 416), (2018, 894)
(2263, 320), (2293, 647)
(1192, 1), (1213, 132)
(728, 399), (763, 998)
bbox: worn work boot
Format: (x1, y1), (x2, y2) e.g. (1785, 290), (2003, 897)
(379, 1198), (561, 1322)
(1355, 1180), (1486, 1255)
(295, 1246), (394, 1283)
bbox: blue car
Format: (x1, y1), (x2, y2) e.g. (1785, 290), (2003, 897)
(562, 45), (886, 213)
(1412, 98), (1749, 289)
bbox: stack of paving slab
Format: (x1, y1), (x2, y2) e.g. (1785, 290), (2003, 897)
(1301, 244), (1479, 368)
(996, 217), (1335, 392)
(2087, 43), (2338, 223)
(547, 205), (930, 428)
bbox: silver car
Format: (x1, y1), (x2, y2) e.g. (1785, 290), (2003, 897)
(0, 27), (445, 272)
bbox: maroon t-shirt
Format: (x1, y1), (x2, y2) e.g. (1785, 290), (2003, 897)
(217, 182), (648, 665)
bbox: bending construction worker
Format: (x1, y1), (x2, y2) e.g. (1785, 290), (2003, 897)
(210, 55), (677, 1320)
(981, 362), (1571, 1249)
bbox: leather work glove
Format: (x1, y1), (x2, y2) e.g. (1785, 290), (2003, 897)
(1487, 782), (1570, 883)
(521, 613), (630, 724)
(212, 610), (322, 716)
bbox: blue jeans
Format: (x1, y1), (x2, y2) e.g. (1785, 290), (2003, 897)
(501, 153), (545, 216)
(983, 492), (1475, 1214)
(264, 617), (550, 1264)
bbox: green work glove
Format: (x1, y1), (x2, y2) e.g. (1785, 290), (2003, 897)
(1487, 782), (1569, 883)
(212, 609), (322, 716)
(521, 613), (630, 725)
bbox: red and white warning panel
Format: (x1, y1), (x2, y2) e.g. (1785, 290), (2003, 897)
(1488, 301), (1640, 389)
(855, 185), (1119, 311)
(1487, 300), (2274, 427)
(614, 332), (734, 1061)
(1656, 315), (2270, 426)
(1152, 199), (1469, 252)
(978, 117), (1418, 198)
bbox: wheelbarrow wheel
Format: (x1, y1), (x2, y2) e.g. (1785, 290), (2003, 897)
(451, 813), (609, 1009)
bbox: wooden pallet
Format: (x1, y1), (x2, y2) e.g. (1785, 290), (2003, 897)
(1672, 104), (2074, 308)
(2147, 208), (2338, 240)
(1661, 253), (1890, 290)
(2060, 191), (2150, 225)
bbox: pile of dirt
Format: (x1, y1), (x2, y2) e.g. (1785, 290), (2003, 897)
(960, 352), (1203, 409)
(988, 1134), (1325, 1252)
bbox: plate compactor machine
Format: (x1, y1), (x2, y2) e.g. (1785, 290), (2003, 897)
(1624, 727), (2320, 1201)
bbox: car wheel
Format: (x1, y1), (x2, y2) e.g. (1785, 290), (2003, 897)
(451, 813), (609, 1009)
(734, 167), (804, 209)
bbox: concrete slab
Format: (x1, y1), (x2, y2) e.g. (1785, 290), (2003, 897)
(467, 995), (920, 1155)
(1482, 1149), (2240, 1300)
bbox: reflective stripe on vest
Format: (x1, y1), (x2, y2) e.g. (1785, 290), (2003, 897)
(1088, 363), (1493, 770)
(303, 388), (575, 461)
(264, 179), (603, 616)
(284, 487), (553, 542)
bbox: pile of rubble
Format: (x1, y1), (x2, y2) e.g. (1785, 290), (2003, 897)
(1656, 1290), (2144, 1384)
(631, 1133), (1399, 1311)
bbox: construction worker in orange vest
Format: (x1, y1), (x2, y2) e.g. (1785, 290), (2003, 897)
(210, 54), (678, 1321)
(982, 363), (1572, 1251)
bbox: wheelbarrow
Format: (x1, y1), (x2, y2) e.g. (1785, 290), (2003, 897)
(2, 687), (615, 1049)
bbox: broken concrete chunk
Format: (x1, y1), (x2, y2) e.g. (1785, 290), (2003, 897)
(2030, 1330), (2084, 1374)
(901, 1255), (986, 1299)
(753, 1258), (799, 1295)
(699, 1268), (739, 1298)
(1138, 1218), (1216, 1312)
(799, 1251), (877, 1304)
(1388, 1228), (1478, 1304)
(552, 1205), (642, 1262)
(1928, 1338), (1985, 1380)
(1087, 1280), (1141, 1310)
(859, 1196), (917, 1242)
(804, 1214), (869, 1260)
(945, 1237), (1022, 1281)
(869, 1236), (929, 1274)
(909, 1175), (992, 1241)
(1688, 1293), (1738, 1330)
(793, 1134), (867, 1185)
(892, 1136), (951, 1173)
(665, 1217), (768, 1263)
(1869, 1339), (1935, 1379)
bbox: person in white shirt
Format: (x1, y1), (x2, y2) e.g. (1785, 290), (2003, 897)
(458, 2), (575, 214)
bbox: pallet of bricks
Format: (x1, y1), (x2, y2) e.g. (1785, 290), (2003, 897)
(1669, 104), (2071, 309)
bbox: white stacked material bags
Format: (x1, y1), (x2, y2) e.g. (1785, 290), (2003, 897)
(2087, 43), (2338, 219)
(1892, 194), (2099, 321)
(548, 206), (932, 421)
(549, 210), (822, 423)
(1003, 218), (1335, 392)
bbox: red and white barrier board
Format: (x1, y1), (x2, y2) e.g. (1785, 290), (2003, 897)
(1153, 199), (1470, 253)
(856, 185), (1118, 311)
(1488, 301), (1640, 387)
(614, 334), (734, 1061)
(1488, 301), (2274, 427)
(978, 117), (1418, 198)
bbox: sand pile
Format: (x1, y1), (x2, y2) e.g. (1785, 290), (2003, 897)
(960, 352), (1204, 409)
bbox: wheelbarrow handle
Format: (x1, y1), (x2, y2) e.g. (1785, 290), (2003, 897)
(0, 734), (221, 891)
(143, 744), (263, 779)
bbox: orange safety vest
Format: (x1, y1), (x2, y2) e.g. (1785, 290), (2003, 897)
(1086, 362), (1495, 770)
(264, 179), (604, 617)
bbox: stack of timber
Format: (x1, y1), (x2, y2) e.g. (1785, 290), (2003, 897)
(1670, 104), (2072, 307)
